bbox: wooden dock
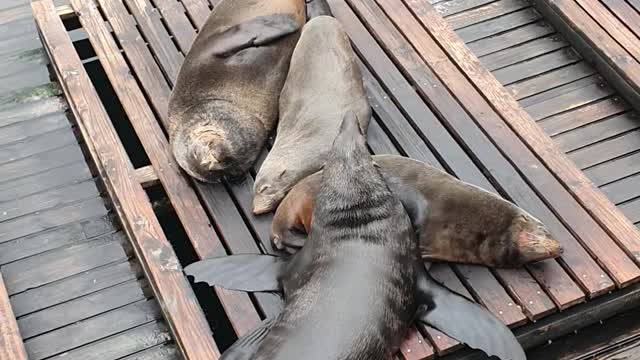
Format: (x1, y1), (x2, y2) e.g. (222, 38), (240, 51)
(0, 1), (179, 359)
(0, 0), (635, 358)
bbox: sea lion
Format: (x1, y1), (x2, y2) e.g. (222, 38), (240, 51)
(185, 112), (525, 360)
(252, 16), (371, 214)
(271, 155), (563, 268)
(306, 0), (333, 18)
(168, 0), (306, 182)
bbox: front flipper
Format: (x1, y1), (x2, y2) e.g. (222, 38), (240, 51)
(184, 254), (287, 292)
(415, 264), (526, 360)
(210, 14), (301, 57)
(221, 317), (277, 360)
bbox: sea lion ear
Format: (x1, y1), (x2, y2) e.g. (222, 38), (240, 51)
(210, 14), (301, 57)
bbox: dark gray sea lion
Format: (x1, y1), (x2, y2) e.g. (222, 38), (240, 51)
(252, 16), (371, 214)
(168, 0), (306, 182)
(271, 155), (563, 268)
(306, 0), (333, 18)
(185, 112), (526, 360)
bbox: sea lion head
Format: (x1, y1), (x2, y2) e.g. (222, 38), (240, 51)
(253, 168), (290, 215)
(170, 103), (266, 183)
(505, 213), (564, 266)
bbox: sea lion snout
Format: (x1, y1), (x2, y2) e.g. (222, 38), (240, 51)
(253, 169), (288, 214)
(513, 216), (563, 264)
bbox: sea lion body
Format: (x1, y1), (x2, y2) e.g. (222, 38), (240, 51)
(252, 16), (371, 213)
(168, 0), (306, 182)
(272, 155), (563, 268)
(255, 112), (417, 359)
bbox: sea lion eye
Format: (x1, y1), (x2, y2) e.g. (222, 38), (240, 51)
(278, 169), (287, 178)
(259, 184), (270, 193)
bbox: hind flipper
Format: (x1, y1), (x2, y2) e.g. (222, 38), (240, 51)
(221, 317), (278, 360)
(184, 254), (286, 292)
(210, 14), (301, 57)
(415, 264), (526, 360)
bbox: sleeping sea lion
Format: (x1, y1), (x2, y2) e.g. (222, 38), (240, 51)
(306, 0), (333, 18)
(168, 0), (306, 182)
(252, 16), (371, 213)
(185, 112), (525, 360)
(271, 155), (563, 268)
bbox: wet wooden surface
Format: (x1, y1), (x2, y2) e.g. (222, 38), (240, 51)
(0, 0), (180, 359)
(30, 0), (640, 358)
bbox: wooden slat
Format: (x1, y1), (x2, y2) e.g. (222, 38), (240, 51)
(585, 151), (640, 186)
(493, 48), (582, 85)
(601, 173), (640, 204)
(72, 0), (262, 336)
(135, 165), (159, 187)
(525, 82), (615, 120)
(468, 21), (555, 57)
(506, 62), (596, 101)
(0, 273), (28, 360)
(556, 113), (640, 152)
(541, 97), (629, 136)
(339, 0), (588, 309)
(569, 129), (640, 169)
(447, 0), (531, 29)
(152, 0), (196, 53)
(456, 8), (541, 43)
(519, 73), (601, 108)
(480, 35), (568, 71)
(400, 0), (640, 283)
(31, 1), (220, 359)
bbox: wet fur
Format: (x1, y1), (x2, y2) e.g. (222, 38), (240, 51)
(252, 16), (371, 213)
(253, 113), (418, 359)
(272, 155), (562, 267)
(169, 0), (306, 182)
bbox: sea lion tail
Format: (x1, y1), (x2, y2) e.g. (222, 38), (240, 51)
(220, 317), (278, 360)
(184, 254), (286, 292)
(415, 264), (526, 360)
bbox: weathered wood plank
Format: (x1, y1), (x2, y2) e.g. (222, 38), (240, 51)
(18, 279), (147, 339)
(570, 130), (640, 170)
(468, 21), (554, 56)
(402, 0), (640, 284)
(0, 197), (107, 245)
(526, 82), (615, 120)
(86, 0), (262, 334)
(556, 113), (640, 152)
(0, 127), (75, 164)
(0, 144), (85, 184)
(435, 0), (497, 17)
(480, 35), (568, 71)
(46, 321), (173, 360)
(152, 0), (196, 53)
(24, 299), (162, 360)
(539, 96), (629, 136)
(10, 260), (139, 317)
(456, 8), (541, 43)
(601, 173), (640, 205)
(134, 165), (159, 187)
(0, 215), (114, 266)
(506, 61), (595, 100)
(0, 273), (28, 360)
(602, 0), (640, 39)
(0, 97), (65, 127)
(2, 233), (128, 295)
(32, 1), (220, 358)
(180, 0), (210, 29)
(585, 151), (640, 186)
(518, 73), (600, 108)
(447, 0), (531, 29)
(620, 197), (640, 224)
(493, 48), (581, 85)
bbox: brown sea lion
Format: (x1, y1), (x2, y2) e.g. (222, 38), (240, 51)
(271, 155), (563, 268)
(185, 112), (525, 360)
(252, 16), (371, 214)
(168, 0), (306, 182)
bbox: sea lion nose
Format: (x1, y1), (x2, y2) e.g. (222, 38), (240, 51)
(517, 226), (563, 262)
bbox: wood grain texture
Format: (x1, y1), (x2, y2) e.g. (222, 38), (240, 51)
(0, 273), (28, 360)
(402, 0), (640, 281)
(31, 1), (220, 358)
(74, 0), (262, 336)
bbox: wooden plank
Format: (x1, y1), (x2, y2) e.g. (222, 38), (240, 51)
(434, 0), (497, 17)
(152, 0), (196, 53)
(518, 73), (601, 108)
(0, 97), (65, 127)
(84, 0), (262, 334)
(557, 113), (640, 152)
(526, 82), (615, 120)
(456, 8), (541, 43)
(447, 0), (531, 29)
(180, 0), (210, 29)
(569, 128), (640, 169)
(506, 61), (596, 100)
(0, 127), (76, 165)
(10, 260), (139, 317)
(135, 165), (159, 187)
(32, 1), (220, 358)
(533, 0), (640, 111)
(402, 0), (640, 281)
(468, 21), (555, 56)
(55, 322), (174, 360)
(2, 233), (128, 295)
(493, 48), (582, 85)
(585, 151), (640, 186)
(0, 215), (114, 266)
(0, 161), (92, 203)
(620, 197), (640, 223)
(0, 181), (99, 223)
(539, 96), (630, 136)
(24, 299), (162, 360)
(601, 172), (640, 204)
(335, 0), (583, 311)
(0, 197), (107, 245)
(18, 279), (147, 339)
(603, 0), (640, 39)
(0, 273), (28, 360)
(480, 35), (568, 71)
(0, 144), (85, 184)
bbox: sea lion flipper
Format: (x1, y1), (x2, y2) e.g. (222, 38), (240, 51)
(415, 265), (526, 360)
(220, 317), (278, 360)
(210, 14), (302, 57)
(184, 254), (286, 292)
